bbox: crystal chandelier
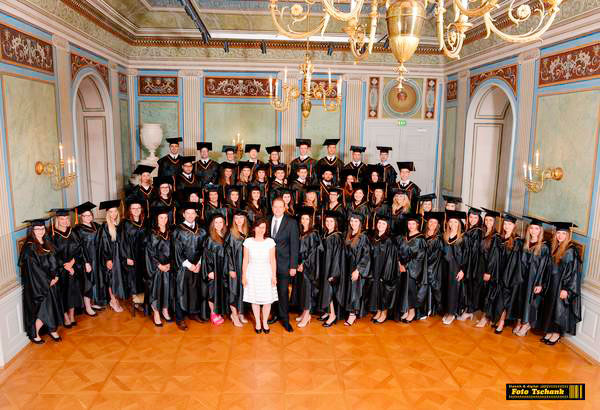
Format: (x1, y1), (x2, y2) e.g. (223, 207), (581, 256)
(269, 0), (562, 89)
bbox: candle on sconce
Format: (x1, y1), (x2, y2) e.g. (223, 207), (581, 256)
(328, 68), (332, 87)
(528, 164), (533, 181)
(73, 157), (76, 174)
(523, 162), (527, 178)
(59, 143), (63, 161)
(284, 66), (288, 85)
(275, 79), (279, 97)
(535, 149), (540, 168)
(337, 77), (342, 95)
(269, 76), (273, 96)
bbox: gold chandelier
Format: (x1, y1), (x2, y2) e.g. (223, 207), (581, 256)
(269, 0), (562, 88)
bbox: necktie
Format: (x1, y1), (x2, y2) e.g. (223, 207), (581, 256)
(272, 218), (280, 237)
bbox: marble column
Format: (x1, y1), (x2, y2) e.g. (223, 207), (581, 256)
(109, 61), (122, 196)
(453, 69), (470, 196)
(179, 70), (203, 156)
(126, 68), (138, 162)
(509, 49), (540, 214)
(343, 75), (365, 159)
(279, 71), (299, 163)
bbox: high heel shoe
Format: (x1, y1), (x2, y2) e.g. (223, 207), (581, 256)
(494, 326), (504, 334)
(297, 317), (311, 328)
(30, 336), (44, 345)
(323, 318), (337, 327)
(344, 314), (357, 327)
(85, 310), (97, 317)
(49, 333), (62, 342)
(63, 322), (73, 329)
(262, 326), (270, 334)
(153, 318), (163, 327)
(71, 321), (77, 327)
(254, 327), (262, 334)
(318, 314), (329, 322)
(545, 336), (561, 346)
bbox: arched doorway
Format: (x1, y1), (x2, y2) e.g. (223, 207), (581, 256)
(462, 82), (516, 211)
(72, 71), (116, 206)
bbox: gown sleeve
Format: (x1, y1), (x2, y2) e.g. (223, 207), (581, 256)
(356, 234), (371, 278)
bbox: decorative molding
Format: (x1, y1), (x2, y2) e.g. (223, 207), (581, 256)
(0, 22), (53, 73)
(458, 70), (470, 79)
(126, 68), (138, 76)
(368, 76), (380, 118)
(425, 78), (437, 119)
(178, 69), (204, 78)
(310, 80), (339, 99)
(138, 75), (178, 96)
(70, 53), (109, 87)
(518, 48), (541, 64)
(446, 80), (457, 101)
(204, 77), (270, 97)
(51, 34), (69, 51)
(539, 42), (600, 87)
(470, 65), (518, 96)
(118, 72), (127, 94)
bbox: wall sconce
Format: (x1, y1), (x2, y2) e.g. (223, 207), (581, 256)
(523, 148), (563, 193)
(232, 133), (244, 161)
(35, 143), (77, 190)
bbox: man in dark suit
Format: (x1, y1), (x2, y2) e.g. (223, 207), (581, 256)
(268, 197), (299, 332)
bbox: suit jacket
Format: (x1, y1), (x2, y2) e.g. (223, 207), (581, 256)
(269, 214), (299, 276)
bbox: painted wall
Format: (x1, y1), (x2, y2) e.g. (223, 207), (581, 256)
(138, 100), (179, 159)
(441, 105), (457, 192)
(119, 98), (132, 185)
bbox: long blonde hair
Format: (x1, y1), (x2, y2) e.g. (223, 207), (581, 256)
(231, 216), (249, 239)
(392, 194), (410, 214)
(443, 219), (463, 244)
(551, 231), (572, 264)
(524, 226), (544, 256)
(106, 209), (120, 241)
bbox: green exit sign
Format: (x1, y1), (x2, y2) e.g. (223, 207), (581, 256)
(398, 119), (407, 127)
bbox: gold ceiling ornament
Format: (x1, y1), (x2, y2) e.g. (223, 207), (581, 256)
(269, 0), (562, 90)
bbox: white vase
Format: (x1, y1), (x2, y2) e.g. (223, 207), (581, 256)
(141, 123), (163, 162)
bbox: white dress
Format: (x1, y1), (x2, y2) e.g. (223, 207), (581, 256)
(243, 237), (278, 304)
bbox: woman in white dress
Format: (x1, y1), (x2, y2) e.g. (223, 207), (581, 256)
(242, 218), (278, 334)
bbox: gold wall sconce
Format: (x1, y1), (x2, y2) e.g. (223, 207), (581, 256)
(523, 148), (563, 193)
(35, 143), (77, 190)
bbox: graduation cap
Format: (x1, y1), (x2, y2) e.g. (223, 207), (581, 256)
(238, 161), (253, 170)
(323, 210), (342, 221)
(328, 187), (342, 196)
(443, 194), (462, 204)
(153, 176), (174, 187)
(482, 207), (500, 218)
(390, 188), (407, 197)
(125, 198), (144, 207)
(256, 163), (268, 172)
(322, 138), (340, 146)
(204, 184), (220, 193)
(467, 207), (483, 215)
(552, 221), (578, 231)
(397, 161), (415, 172)
(297, 206), (315, 218)
(296, 139), (311, 147)
(319, 164), (337, 177)
(180, 202), (201, 212)
(150, 206), (171, 218)
(307, 185), (321, 194)
(352, 183), (367, 193)
(348, 212), (365, 224)
(179, 187), (202, 201)
(369, 182), (387, 191)
(296, 163), (308, 171)
(226, 185), (242, 194)
(446, 210), (467, 221)
(179, 156), (195, 165)
(350, 145), (366, 153)
(502, 213), (519, 223)
(99, 199), (122, 211)
(233, 209), (249, 217)
(23, 217), (51, 227)
(266, 145), (282, 154)
(133, 164), (155, 175)
(366, 164), (384, 176)
(340, 169), (356, 182)
(48, 208), (72, 217)
(220, 162), (237, 170)
(196, 142), (213, 151)
(404, 213), (422, 223)
(524, 216), (546, 227)
(376, 146), (392, 153)
(166, 137), (182, 145)
(424, 212), (445, 223)
(418, 193), (436, 202)
(244, 144), (261, 153)
(74, 201), (96, 215)
(247, 184), (262, 193)
(222, 145), (235, 153)
(272, 164), (287, 173)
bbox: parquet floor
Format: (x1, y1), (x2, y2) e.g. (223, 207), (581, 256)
(0, 309), (597, 409)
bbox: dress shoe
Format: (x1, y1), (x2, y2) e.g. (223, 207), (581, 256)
(30, 337), (44, 345)
(49, 333), (62, 342)
(267, 316), (279, 325)
(317, 314), (329, 322)
(254, 327), (262, 334)
(262, 327), (271, 334)
(323, 318), (337, 328)
(281, 321), (294, 332)
(189, 314), (205, 323)
(63, 322), (73, 329)
(176, 321), (188, 331)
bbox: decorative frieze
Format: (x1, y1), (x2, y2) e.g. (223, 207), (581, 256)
(367, 77), (380, 118)
(0, 23), (53, 73)
(539, 42), (600, 87)
(204, 77), (271, 97)
(470, 64), (518, 96)
(446, 80), (457, 101)
(138, 76), (178, 96)
(118, 73), (127, 93)
(425, 79), (437, 119)
(71, 53), (109, 87)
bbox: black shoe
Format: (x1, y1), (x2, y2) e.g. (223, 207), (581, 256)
(49, 333), (62, 342)
(63, 322), (73, 329)
(281, 321), (294, 332)
(71, 321), (77, 327)
(323, 318), (337, 328)
(162, 313), (174, 323)
(545, 336), (561, 346)
(317, 315), (329, 322)
(267, 316), (279, 325)
(254, 327), (262, 334)
(262, 327), (270, 334)
(494, 327), (504, 334)
(153, 319), (163, 327)
(30, 337), (44, 345)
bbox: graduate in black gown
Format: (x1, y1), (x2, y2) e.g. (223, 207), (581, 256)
(98, 200), (128, 312)
(175, 156), (202, 199)
(254, 165), (270, 200)
(290, 139), (317, 185)
(266, 145), (286, 179)
(172, 202), (207, 330)
(422, 212), (445, 317)
(539, 222), (582, 345)
(244, 144), (264, 177)
(441, 211), (467, 325)
(390, 189), (411, 237)
(217, 162), (236, 199)
(195, 142), (219, 187)
(488, 213), (523, 334)
(226, 210), (250, 327)
(513, 217), (550, 337)
(20, 218), (63, 343)
(223, 185), (242, 226)
(368, 217), (399, 324)
(202, 214), (228, 324)
(281, 189), (296, 218)
(346, 185), (370, 225)
(121, 199), (148, 310)
(417, 193), (435, 216)
(237, 161), (254, 202)
(126, 164), (156, 216)
(202, 184), (226, 228)
(376, 146), (397, 184)
(341, 213), (371, 326)
(245, 185), (266, 225)
(318, 211), (344, 327)
(475, 209), (502, 328)
(72, 202), (103, 315)
(367, 183), (389, 232)
(343, 145), (367, 183)
(395, 162), (421, 212)
(289, 164), (309, 204)
(291, 207), (323, 328)
(462, 207), (484, 321)
(396, 214), (427, 323)
(48, 208), (84, 328)
(157, 137), (182, 178)
(321, 188), (346, 232)
(145, 206), (173, 327)
(150, 177), (178, 226)
(220, 145), (238, 182)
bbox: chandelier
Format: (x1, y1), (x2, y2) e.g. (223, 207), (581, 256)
(269, 0), (562, 89)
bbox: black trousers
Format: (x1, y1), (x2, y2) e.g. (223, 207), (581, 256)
(274, 273), (290, 323)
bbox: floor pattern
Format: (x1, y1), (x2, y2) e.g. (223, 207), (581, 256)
(0, 310), (597, 409)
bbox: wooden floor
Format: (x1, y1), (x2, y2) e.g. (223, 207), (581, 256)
(0, 309), (597, 410)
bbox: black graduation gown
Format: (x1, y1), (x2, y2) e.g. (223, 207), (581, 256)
(73, 222), (102, 302)
(157, 154), (181, 178)
(244, 203), (266, 226)
(99, 223), (129, 299)
(424, 234), (444, 316)
(201, 236), (228, 317)
(172, 223), (206, 315)
(367, 201), (389, 232)
(396, 233), (427, 316)
(150, 197), (178, 226)
(517, 243), (550, 327)
(343, 162), (367, 183)
(340, 233), (371, 316)
(367, 234), (399, 313)
(50, 227), (84, 311)
(121, 219), (148, 296)
(317, 157), (344, 184)
(477, 233), (501, 315)
(145, 229), (173, 311)
(381, 163), (397, 184)
(463, 226), (484, 313)
(320, 203), (346, 232)
(346, 201), (370, 227)
(291, 231), (323, 312)
(318, 231), (344, 312)
(19, 241), (64, 338)
(202, 203), (227, 229)
(194, 159), (219, 187)
(225, 232), (246, 314)
(174, 173), (202, 200)
(395, 181), (421, 212)
(290, 157), (317, 184)
(390, 209), (408, 237)
(442, 236), (467, 316)
(126, 185), (155, 216)
(289, 180), (308, 204)
(539, 245), (581, 335)
(486, 237), (523, 323)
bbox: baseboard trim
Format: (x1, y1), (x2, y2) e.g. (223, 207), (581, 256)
(0, 285), (28, 368)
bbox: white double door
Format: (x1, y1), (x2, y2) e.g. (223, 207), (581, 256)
(364, 119), (437, 193)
